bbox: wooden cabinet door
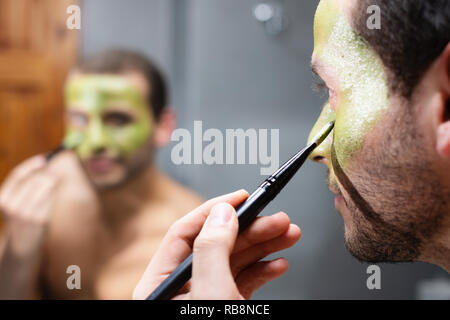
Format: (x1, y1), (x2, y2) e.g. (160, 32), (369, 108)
(0, 0), (79, 183)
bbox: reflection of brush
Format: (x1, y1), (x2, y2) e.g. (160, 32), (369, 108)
(45, 132), (84, 162)
(147, 121), (335, 300)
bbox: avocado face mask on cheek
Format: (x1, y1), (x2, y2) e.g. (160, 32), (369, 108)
(313, 0), (389, 167)
(65, 76), (152, 160)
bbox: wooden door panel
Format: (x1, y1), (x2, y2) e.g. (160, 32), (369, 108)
(0, 0), (79, 183)
(0, 0), (78, 231)
(0, 88), (53, 168)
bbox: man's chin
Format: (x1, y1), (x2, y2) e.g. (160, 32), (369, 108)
(87, 170), (127, 190)
(343, 233), (370, 263)
(342, 224), (380, 263)
(334, 196), (381, 262)
(342, 214), (420, 264)
(343, 229), (389, 263)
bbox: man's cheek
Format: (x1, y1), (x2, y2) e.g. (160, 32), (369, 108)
(64, 129), (91, 160)
(74, 137), (112, 159)
(75, 142), (90, 160)
(73, 139), (94, 159)
(71, 131), (116, 159)
(110, 123), (151, 156)
(333, 94), (386, 167)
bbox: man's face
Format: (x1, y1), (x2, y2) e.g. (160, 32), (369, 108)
(308, 0), (447, 262)
(64, 73), (153, 189)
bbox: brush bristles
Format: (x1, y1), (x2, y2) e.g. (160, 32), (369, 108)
(313, 121), (334, 146)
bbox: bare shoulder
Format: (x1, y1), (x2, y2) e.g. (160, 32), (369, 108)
(153, 171), (204, 219)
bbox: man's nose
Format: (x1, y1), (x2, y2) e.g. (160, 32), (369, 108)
(307, 102), (335, 164)
(88, 120), (109, 152)
(309, 133), (332, 164)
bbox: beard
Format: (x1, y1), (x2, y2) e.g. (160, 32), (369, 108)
(84, 146), (153, 192)
(330, 99), (449, 263)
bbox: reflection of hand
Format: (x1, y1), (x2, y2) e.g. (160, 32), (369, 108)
(0, 155), (59, 254)
(134, 189), (301, 300)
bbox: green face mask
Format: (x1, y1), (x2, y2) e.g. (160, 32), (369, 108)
(308, 0), (389, 167)
(64, 75), (152, 160)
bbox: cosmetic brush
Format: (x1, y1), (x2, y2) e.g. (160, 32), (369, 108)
(147, 120), (335, 300)
(45, 132), (84, 162)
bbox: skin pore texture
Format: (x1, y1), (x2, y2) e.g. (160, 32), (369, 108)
(307, 0), (449, 266)
(65, 75), (152, 160)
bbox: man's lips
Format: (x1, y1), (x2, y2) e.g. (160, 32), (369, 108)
(327, 176), (341, 196)
(327, 176), (345, 209)
(85, 157), (118, 173)
(334, 194), (344, 208)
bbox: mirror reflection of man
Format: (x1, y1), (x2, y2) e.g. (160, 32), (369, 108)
(0, 49), (203, 299)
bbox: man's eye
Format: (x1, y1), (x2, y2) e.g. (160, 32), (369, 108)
(68, 112), (88, 128)
(312, 78), (329, 96)
(104, 113), (134, 126)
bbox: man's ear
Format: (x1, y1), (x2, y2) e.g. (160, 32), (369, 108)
(436, 43), (450, 159)
(153, 107), (176, 148)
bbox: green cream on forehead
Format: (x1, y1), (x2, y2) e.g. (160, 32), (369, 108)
(66, 76), (147, 111)
(313, 0), (389, 166)
(64, 75), (152, 159)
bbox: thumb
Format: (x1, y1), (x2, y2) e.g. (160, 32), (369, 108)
(191, 202), (239, 299)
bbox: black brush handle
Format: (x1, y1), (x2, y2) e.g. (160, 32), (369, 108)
(146, 186), (271, 300)
(45, 145), (66, 162)
(146, 143), (317, 300)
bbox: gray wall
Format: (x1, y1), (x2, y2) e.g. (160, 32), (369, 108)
(81, 0), (447, 299)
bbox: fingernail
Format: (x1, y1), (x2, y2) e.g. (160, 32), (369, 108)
(207, 203), (232, 227)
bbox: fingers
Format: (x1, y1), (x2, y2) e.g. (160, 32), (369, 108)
(133, 189), (300, 300)
(190, 202), (239, 299)
(230, 224), (300, 277)
(0, 155), (46, 205)
(235, 258), (289, 300)
(150, 189), (247, 269)
(167, 189), (249, 248)
(22, 174), (59, 223)
(233, 212), (291, 253)
(3, 171), (58, 221)
(0, 155), (58, 224)
(133, 189), (248, 300)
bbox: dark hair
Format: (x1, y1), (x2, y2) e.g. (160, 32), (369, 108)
(353, 1), (450, 98)
(75, 49), (168, 119)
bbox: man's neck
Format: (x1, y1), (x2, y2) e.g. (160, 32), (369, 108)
(97, 165), (160, 230)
